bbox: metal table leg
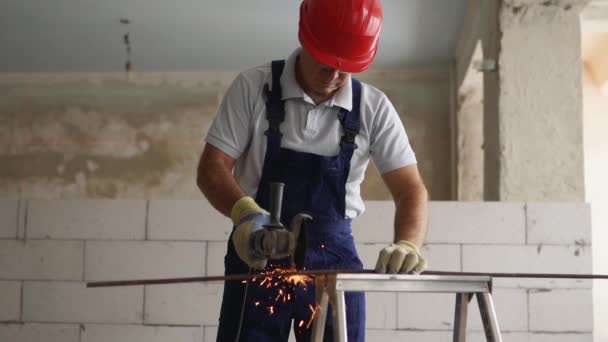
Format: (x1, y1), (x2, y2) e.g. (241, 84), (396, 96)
(332, 289), (348, 342)
(453, 292), (471, 342)
(476, 292), (503, 342)
(311, 276), (330, 342)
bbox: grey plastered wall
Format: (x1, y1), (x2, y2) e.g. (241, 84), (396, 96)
(0, 68), (451, 200)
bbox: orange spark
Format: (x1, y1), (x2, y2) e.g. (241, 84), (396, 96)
(246, 267), (314, 315)
(306, 304), (320, 329)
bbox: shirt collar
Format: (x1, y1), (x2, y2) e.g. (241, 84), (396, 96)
(280, 47), (353, 111)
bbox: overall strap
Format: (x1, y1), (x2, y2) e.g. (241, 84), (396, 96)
(264, 60), (286, 142)
(339, 78), (362, 151)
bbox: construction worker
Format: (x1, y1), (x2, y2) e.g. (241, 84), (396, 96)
(197, 0), (428, 340)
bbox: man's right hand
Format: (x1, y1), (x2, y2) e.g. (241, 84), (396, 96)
(230, 196), (271, 269)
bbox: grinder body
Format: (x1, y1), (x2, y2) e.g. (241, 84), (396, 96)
(249, 183), (311, 269)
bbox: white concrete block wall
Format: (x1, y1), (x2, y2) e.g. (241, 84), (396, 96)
(144, 283), (223, 325)
(23, 282), (143, 323)
(0, 240), (83, 280)
(0, 199), (592, 342)
(147, 200), (231, 241)
(0, 324), (79, 342)
(84, 241), (206, 281)
(527, 202), (592, 245)
(0, 281), (20, 321)
(0, 199), (18, 238)
(26, 200), (147, 240)
(426, 201), (526, 244)
(81, 324), (203, 342)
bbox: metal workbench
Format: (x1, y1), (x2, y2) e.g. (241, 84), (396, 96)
(310, 273), (502, 342)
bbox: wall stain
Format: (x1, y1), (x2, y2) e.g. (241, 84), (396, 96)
(1, 71), (450, 199)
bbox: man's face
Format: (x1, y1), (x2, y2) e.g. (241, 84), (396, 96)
(297, 48), (349, 103)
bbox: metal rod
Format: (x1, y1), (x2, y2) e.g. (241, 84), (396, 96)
(86, 269), (608, 288)
(86, 269), (374, 288)
(423, 270), (608, 279)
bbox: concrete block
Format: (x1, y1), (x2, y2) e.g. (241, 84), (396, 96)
(85, 241), (205, 281)
(204, 326), (218, 342)
(207, 241), (227, 276)
(365, 293), (397, 329)
(397, 293), (454, 330)
(0, 323), (79, 342)
(0, 281), (20, 321)
(421, 244), (461, 271)
(0, 199), (18, 238)
(356, 243), (460, 271)
(529, 289), (593, 332)
(81, 324), (203, 342)
(148, 200), (231, 241)
(427, 202), (526, 244)
(399, 290), (524, 332)
(23, 281), (143, 323)
(17, 200), (27, 239)
(526, 203), (591, 245)
(467, 332), (592, 342)
(145, 283), (223, 325)
(358, 243), (388, 270)
(467, 288), (528, 332)
(0, 240), (83, 280)
(351, 201), (394, 243)
(493, 277), (592, 289)
(355, 243), (384, 270)
(27, 199), (146, 239)
(463, 245), (591, 274)
(366, 329), (452, 342)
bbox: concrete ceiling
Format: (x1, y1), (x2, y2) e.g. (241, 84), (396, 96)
(0, 0), (467, 72)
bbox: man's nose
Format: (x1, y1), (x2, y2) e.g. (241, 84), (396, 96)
(321, 67), (340, 81)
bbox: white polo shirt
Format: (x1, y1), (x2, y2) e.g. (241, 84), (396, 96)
(205, 48), (417, 218)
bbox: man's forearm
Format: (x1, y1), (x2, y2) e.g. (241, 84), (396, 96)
(393, 184), (428, 247)
(197, 146), (246, 218)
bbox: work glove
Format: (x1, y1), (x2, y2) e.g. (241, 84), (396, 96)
(375, 240), (427, 274)
(230, 196), (271, 270)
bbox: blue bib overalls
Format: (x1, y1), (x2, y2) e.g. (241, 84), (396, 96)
(217, 60), (365, 342)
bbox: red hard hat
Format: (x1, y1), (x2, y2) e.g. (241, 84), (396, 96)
(298, 0), (383, 73)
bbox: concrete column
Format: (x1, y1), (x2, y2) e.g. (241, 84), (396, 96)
(457, 43), (484, 201)
(481, 0), (589, 201)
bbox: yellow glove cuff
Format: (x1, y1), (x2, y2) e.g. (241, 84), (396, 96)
(230, 196), (266, 225)
(395, 240), (420, 252)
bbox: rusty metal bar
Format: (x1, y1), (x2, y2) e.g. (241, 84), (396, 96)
(424, 270), (608, 279)
(86, 269), (374, 288)
(86, 269), (608, 288)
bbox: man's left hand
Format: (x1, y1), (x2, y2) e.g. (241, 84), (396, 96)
(375, 240), (427, 274)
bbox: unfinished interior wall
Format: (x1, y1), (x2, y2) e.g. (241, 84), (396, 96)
(582, 33), (608, 341)
(0, 199), (593, 342)
(456, 43), (484, 201)
(482, 0), (587, 201)
(0, 68), (451, 201)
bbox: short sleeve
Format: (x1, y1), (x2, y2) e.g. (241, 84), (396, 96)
(369, 95), (417, 174)
(205, 73), (256, 159)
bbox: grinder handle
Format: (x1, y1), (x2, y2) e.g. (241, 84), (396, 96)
(268, 182), (284, 228)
